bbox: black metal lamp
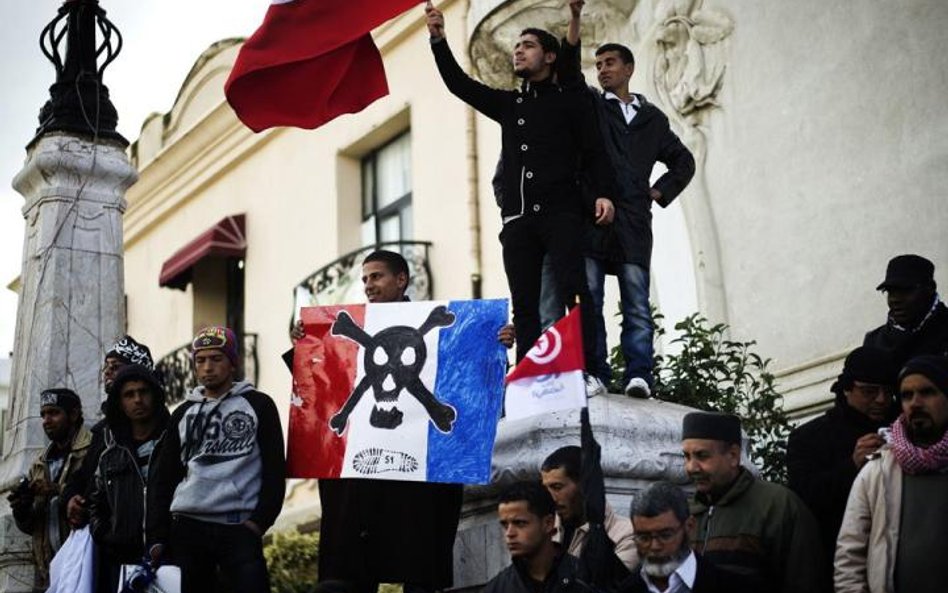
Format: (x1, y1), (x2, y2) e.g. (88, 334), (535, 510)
(32, 0), (127, 147)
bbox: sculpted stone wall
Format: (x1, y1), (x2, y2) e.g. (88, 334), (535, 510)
(467, 0), (948, 413)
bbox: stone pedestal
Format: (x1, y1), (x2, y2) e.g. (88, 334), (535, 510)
(452, 393), (698, 591)
(0, 133), (137, 591)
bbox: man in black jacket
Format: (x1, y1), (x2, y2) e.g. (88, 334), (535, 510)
(483, 481), (593, 593)
(425, 1), (616, 386)
(786, 346), (898, 591)
(864, 254), (948, 368)
(562, 2), (695, 397)
(147, 326), (286, 593)
(303, 251), (466, 593)
(89, 364), (170, 593)
(618, 481), (753, 593)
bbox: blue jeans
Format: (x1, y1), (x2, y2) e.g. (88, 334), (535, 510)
(584, 258), (653, 387)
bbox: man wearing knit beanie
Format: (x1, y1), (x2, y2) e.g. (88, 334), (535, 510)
(836, 355), (948, 593)
(64, 334), (157, 529)
(786, 346), (898, 589)
(681, 411), (823, 593)
(146, 326), (285, 593)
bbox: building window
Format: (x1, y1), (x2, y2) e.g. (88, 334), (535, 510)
(361, 132), (412, 245)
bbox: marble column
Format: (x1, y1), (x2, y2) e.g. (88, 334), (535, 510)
(0, 133), (137, 592)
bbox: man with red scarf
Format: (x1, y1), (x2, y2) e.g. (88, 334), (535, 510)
(835, 355), (948, 593)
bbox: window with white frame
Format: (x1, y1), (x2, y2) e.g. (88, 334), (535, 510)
(361, 132), (412, 245)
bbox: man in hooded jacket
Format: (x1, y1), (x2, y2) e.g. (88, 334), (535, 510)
(146, 326), (285, 593)
(88, 364), (170, 593)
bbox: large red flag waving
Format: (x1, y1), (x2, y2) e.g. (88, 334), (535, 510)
(225, 0), (418, 132)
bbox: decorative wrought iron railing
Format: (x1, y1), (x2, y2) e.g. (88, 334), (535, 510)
(155, 333), (259, 404)
(291, 241), (433, 323)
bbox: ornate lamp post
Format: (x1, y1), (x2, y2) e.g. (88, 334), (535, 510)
(1, 2), (137, 590)
(35, 0), (126, 145)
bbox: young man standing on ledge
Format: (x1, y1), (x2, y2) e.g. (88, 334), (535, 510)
(425, 1), (617, 396)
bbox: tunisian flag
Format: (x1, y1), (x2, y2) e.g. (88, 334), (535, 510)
(225, 0), (418, 132)
(504, 306), (587, 420)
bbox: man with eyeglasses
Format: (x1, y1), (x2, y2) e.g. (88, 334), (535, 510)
(681, 412), (822, 593)
(617, 481), (752, 593)
(786, 346), (898, 591)
(864, 254), (948, 368)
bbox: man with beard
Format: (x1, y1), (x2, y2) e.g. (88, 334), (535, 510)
(864, 254), (948, 368)
(88, 364), (169, 593)
(7, 388), (92, 591)
(425, 1), (617, 396)
(482, 481), (592, 593)
(681, 412), (822, 593)
(786, 346), (898, 589)
(64, 335), (155, 528)
(835, 355), (948, 593)
(617, 481), (753, 593)
(147, 326), (286, 593)
(540, 446), (637, 571)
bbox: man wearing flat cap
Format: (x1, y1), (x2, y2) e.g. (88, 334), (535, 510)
(681, 411), (822, 593)
(786, 346), (898, 590)
(865, 254), (948, 369)
(7, 388), (92, 590)
(835, 355), (948, 593)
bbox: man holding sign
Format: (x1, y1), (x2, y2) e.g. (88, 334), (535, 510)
(289, 250), (509, 592)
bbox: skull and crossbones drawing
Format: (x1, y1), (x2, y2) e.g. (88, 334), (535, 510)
(328, 305), (457, 435)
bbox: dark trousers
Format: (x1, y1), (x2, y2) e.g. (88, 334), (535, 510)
(171, 515), (270, 593)
(329, 582), (436, 593)
(500, 212), (596, 365)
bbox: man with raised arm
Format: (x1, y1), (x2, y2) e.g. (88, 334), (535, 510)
(425, 1), (617, 396)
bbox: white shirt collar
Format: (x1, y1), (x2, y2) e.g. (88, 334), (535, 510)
(603, 91), (640, 106)
(602, 92), (640, 124)
(641, 551), (697, 593)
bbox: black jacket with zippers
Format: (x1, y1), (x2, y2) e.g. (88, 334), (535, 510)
(431, 38), (616, 220)
(88, 420), (168, 564)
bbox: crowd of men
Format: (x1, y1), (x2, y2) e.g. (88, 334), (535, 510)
(6, 0), (948, 592)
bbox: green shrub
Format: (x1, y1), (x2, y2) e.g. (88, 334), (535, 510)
(265, 531), (319, 593)
(610, 310), (791, 483)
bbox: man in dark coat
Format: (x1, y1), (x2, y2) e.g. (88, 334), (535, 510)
(786, 346), (898, 591)
(617, 481), (754, 593)
(682, 412), (823, 593)
(298, 250), (463, 593)
(482, 481), (594, 593)
(88, 364), (169, 593)
(562, 2), (695, 397)
(425, 1), (617, 397)
(864, 254), (948, 368)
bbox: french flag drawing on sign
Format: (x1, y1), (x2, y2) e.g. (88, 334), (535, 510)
(504, 306), (587, 421)
(287, 299), (508, 484)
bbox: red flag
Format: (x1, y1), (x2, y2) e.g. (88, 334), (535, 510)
(504, 307), (586, 420)
(506, 307), (585, 382)
(225, 0), (418, 132)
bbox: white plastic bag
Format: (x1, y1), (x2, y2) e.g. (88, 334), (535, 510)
(46, 526), (94, 593)
(116, 564), (181, 593)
